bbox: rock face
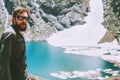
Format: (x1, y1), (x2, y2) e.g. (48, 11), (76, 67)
(27, 74), (44, 80)
(0, 0), (89, 41)
(102, 0), (120, 30)
(0, 0), (119, 42)
(99, 0), (120, 43)
(106, 74), (120, 80)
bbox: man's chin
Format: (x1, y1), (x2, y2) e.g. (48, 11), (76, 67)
(20, 27), (26, 31)
(13, 25), (27, 31)
(20, 25), (27, 31)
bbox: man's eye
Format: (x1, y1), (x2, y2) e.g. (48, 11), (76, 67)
(17, 16), (24, 20)
(17, 16), (29, 21)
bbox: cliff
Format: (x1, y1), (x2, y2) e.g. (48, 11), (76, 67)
(0, 0), (89, 41)
(98, 0), (120, 43)
(0, 0), (120, 42)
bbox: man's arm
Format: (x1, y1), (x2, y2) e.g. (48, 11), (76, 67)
(0, 32), (16, 80)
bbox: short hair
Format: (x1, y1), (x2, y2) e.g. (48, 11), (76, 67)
(12, 7), (30, 18)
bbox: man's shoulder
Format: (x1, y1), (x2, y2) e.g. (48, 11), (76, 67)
(1, 27), (16, 40)
(4, 27), (16, 35)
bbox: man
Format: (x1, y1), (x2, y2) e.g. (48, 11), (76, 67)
(0, 7), (30, 80)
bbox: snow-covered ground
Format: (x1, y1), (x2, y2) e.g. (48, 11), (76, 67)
(50, 69), (119, 80)
(47, 0), (120, 79)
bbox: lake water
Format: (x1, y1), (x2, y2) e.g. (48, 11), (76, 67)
(26, 42), (119, 80)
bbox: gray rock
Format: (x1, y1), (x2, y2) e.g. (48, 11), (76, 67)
(0, 0), (89, 40)
(28, 74), (45, 80)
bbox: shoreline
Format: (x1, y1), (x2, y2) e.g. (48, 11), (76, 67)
(64, 47), (120, 68)
(106, 74), (120, 80)
(61, 44), (120, 80)
(28, 74), (45, 80)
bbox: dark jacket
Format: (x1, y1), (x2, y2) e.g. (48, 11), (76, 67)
(0, 26), (27, 80)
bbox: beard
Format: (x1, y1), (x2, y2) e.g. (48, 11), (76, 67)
(13, 23), (27, 31)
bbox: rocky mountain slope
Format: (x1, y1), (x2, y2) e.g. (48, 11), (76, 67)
(99, 0), (120, 43)
(0, 0), (89, 41)
(0, 0), (120, 42)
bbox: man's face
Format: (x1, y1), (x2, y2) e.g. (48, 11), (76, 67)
(13, 12), (29, 31)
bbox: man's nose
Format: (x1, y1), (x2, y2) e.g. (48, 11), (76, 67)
(23, 19), (27, 22)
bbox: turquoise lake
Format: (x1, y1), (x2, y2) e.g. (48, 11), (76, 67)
(26, 41), (120, 80)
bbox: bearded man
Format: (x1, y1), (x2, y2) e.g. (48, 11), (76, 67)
(0, 7), (30, 80)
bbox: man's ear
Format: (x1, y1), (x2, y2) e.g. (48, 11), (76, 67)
(12, 17), (16, 24)
(12, 17), (14, 22)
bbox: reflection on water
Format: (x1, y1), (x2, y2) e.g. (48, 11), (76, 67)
(26, 42), (119, 80)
